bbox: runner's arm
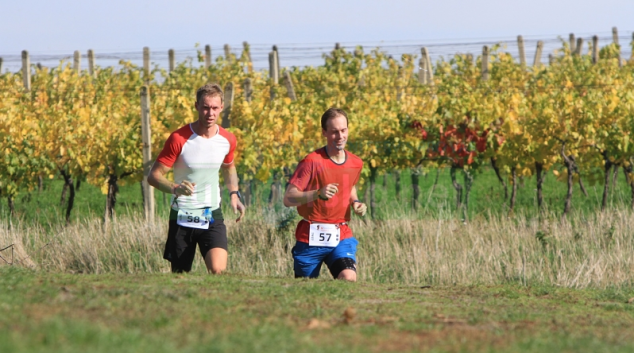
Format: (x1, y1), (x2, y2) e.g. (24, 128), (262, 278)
(221, 163), (245, 222)
(284, 183), (339, 207)
(349, 185), (367, 217)
(148, 162), (194, 196)
(283, 184), (319, 207)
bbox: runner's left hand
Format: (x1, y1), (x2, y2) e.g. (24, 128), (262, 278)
(231, 194), (246, 222)
(353, 202), (367, 217)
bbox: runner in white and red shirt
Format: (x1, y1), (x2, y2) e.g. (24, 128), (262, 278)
(148, 83), (245, 274)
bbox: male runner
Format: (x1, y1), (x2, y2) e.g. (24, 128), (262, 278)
(148, 83), (245, 274)
(283, 107), (367, 281)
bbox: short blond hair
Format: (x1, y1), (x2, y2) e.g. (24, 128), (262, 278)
(196, 83), (223, 103)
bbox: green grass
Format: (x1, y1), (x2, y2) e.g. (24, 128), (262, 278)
(2, 167), (632, 227)
(2, 267), (634, 353)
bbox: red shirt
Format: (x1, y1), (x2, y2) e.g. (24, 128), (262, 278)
(289, 147), (363, 242)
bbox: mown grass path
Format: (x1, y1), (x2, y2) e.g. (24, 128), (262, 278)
(2, 268), (633, 352)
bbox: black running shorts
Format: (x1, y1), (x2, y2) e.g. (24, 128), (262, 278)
(163, 208), (227, 273)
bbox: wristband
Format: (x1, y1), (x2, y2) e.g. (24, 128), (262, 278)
(353, 200), (361, 203)
(171, 184), (179, 195)
(317, 191), (328, 201)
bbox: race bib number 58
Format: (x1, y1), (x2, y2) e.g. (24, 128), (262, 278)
(176, 208), (213, 229)
(308, 223), (340, 247)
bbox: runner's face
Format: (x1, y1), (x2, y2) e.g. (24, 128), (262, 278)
(195, 95), (223, 129)
(322, 115), (348, 151)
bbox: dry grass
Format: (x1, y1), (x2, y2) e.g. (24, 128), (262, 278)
(1, 208), (634, 289)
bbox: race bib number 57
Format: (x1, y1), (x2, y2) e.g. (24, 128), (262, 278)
(176, 208), (213, 229)
(308, 223), (340, 247)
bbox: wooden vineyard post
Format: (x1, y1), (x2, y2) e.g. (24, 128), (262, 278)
(143, 47), (150, 83)
(517, 35), (526, 67)
(481, 46), (489, 81)
(575, 38), (583, 55)
(533, 41), (543, 67)
(412, 47), (434, 210)
(548, 54), (554, 65)
(140, 86), (155, 222)
(243, 41), (253, 72)
(243, 78), (253, 103)
(205, 45), (212, 68)
(168, 49), (175, 72)
(612, 27), (622, 67)
(424, 47), (433, 85)
(224, 44), (231, 62)
(569, 33), (576, 54)
(87, 49), (96, 78)
(273, 45), (280, 79)
(73, 50), (81, 74)
(418, 53), (427, 84)
(419, 47), (434, 85)
(221, 82), (234, 128)
(22, 50), (30, 91)
(283, 71), (297, 101)
(0, 57), (3, 74)
(269, 47), (279, 100)
(592, 35), (599, 64)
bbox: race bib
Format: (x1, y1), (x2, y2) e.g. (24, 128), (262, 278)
(176, 208), (214, 229)
(308, 223), (341, 247)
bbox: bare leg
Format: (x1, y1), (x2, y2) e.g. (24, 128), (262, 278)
(337, 269), (357, 282)
(204, 248), (228, 274)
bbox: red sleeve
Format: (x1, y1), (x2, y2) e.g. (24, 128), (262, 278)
(289, 159), (313, 191)
(219, 127), (237, 165)
(156, 131), (187, 168)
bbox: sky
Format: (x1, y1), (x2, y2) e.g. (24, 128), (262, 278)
(1, 0), (632, 71)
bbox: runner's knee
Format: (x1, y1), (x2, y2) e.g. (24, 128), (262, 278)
(329, 257), (357, 279)
(337, 269), (357, 282)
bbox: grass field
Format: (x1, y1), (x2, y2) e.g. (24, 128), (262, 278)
(2, 268), (634, 353)
(2, 167), (634, 352)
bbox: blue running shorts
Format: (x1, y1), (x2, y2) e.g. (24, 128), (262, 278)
(292, 237), (358, 278)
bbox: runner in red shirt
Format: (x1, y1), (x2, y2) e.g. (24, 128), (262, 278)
(283, 108), (367, 281)
(148, 83), (245, 274)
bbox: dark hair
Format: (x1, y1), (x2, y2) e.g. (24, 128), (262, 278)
(320, 107), (348, 130)
(196, 83), (223, 103)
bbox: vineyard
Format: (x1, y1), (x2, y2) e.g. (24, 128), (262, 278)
(1, 34), (634, 222)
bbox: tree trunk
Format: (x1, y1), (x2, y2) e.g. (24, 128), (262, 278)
(104, 174), (119, 222)
(383, 173), (388, 189)
(60, 170), (75, 224)
(510, 168), (518, 213)
(38, 175), (43, 193)
(535, 162), (546, 211)
(561, 145), (574, 218)
(570, 155), (588, 197)
(491, 157), (508, 200)
(411, 168), (420, 210)
(450, 165), (463, 210)
(60, 180), (68, 206)
(75, 178), (81, 192)
(250, 179), (257, 206)
(7, 195), (14, 230)
(369, 166), (378, 219)
(601, 154), (612, 212)
(463, 169), (474, 221)
(268, 171), (282, 206)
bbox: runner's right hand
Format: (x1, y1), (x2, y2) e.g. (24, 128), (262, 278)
(174, 180), (196, 196)
(318, 183), (339, 200)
